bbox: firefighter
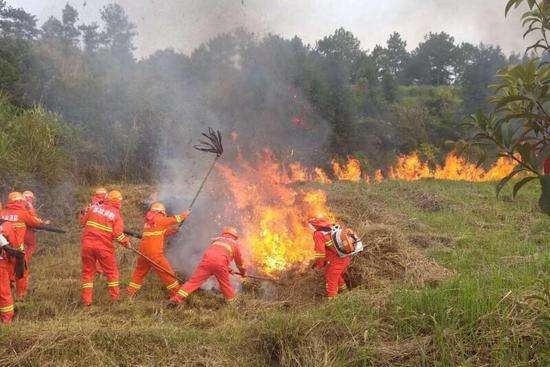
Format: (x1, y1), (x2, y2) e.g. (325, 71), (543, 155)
(80, 190), (130, 306)
(0, 220), (18, 324)
(78, 187), (109, 276)
(309, 217), (351, 298)
(0, 192), (47, 300)
(127, 202), (190, 298)
(168, 227), (246, 307)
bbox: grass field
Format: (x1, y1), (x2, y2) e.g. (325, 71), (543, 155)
(0, 180), (548, 366)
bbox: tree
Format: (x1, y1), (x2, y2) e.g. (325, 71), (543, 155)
(61, 4), (80, 47)
(41, 16), (64, 41)
(407, 32), (457, 85)
(455, 43), (506, 112)
(385, 32), (409, 81)
(0, 0), (38, 39)
(100, 4), (137, 61)
(79, 23), (103, 54)
(316, 28), (362, 75)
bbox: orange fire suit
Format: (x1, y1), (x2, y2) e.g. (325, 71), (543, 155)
(0, 201), (44, 299)
(313, 230), (350, 298)
(172, 235), (245, 302)
(127, 210), (188, 297)
(0, 221), (17, 324)
(80, 197), (108, 276)
(80, 200), (129, 305)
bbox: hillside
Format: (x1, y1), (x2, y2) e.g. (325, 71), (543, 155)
(0, 180), (548, 366)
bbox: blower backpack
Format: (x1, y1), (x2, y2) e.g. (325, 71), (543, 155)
(330, 225), (364, 258)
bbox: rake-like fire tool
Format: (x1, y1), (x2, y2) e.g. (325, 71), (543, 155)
(127, 245), (185, 284)
(188, 127), (224, 210)
(231, 270), (280, 284)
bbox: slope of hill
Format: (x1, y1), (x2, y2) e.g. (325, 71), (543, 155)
(0, 180), (548, 366)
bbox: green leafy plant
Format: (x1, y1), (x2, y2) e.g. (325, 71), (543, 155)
(463, 1), (550, 214)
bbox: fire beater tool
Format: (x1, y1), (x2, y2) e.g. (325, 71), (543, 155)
(231, 270), (280, 284)
(0, 219), (66, 234)
(126, 245), (185, 284)
(183, 127), (224, 221)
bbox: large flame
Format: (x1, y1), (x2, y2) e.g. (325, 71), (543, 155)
(218, 151), (333, 276)
(217, 151), (515, 277)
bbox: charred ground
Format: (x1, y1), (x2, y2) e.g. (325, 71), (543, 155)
(0, 179), (547, 366)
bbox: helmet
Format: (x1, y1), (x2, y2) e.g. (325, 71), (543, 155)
(94, 187), (108, 196)
(8, 192), (24, 203)
(107, 190), (123, 202)
(150, 202), (166, 214)
(221, 226), (238, 239)
(22, 190), (35, 201)
(308, 217), (332, 230)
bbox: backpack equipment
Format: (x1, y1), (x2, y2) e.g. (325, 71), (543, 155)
(330, 225), (364, 258)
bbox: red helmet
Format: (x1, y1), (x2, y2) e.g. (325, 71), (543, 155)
(308, 217), (332, 230)
(221, 226), (238, 239)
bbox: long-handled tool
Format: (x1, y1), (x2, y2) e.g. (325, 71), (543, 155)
(123, 230), (142, 239)
(232, 271), (280, 284)
(0, 219), (66, 235)
(181, 128), (224, 225)
(126, 246), (185, 284)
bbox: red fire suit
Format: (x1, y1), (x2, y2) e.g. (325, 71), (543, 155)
(79, 196), (108, 276)
(544, 157), (550, 175)
(0, 201), (44, 299)
(313, 230), (350, 298)
(0, 222), (17, 324)
(172, 235), (245, 302)
(127, 210), (188, 297)
(80, 200), (129, 305)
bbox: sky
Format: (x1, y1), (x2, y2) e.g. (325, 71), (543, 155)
(8, 0), (531, 58)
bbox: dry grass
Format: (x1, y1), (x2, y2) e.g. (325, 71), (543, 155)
(0, 181), (547, 366)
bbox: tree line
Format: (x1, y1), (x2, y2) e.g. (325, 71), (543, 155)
(0, 2), (526, 188)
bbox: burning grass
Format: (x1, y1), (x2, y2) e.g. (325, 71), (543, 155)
(0, 180), (547, 366)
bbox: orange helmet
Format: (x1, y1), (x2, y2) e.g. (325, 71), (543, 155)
(107, 190), (123, 202)
(150, 202), (166, 214)
(94, 187), (108, 196)
(8, 191), (24, 203)
(22, 190), (35, 201)
(221, 226), (238, 239)
(308, 217), (332, 230)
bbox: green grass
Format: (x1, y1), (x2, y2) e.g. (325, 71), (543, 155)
(0, 180), (548, 366)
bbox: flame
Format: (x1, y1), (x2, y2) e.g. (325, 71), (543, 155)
(388, 152), (516, 182)
(218, 152), (333, 276)
(332, 157), (362, 181)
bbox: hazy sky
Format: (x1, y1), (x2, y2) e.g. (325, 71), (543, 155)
(9, 0), (530, 58)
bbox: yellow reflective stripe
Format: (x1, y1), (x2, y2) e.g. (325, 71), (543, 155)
(142, 230), (166, 237)
(107, 281), (119, 287)
(175, 215), (182, 223)
(213, 241), (233, 256)
(18, 244), (25, 251)
(86, 221), (113, 233)
(325, 240), (334, 247)
(116, 234), (126, 242)
(314, 252), (325, 258)
(177, 289), (188, 297)
(128, 282), (142, 289)
(82, 283), (94, 289)
(166, 281), (179, 290)
(13, 223), (26, 228)
(0, 304), (14, 313)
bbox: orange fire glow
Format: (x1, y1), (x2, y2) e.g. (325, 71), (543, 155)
(332, 157), (362, 181)
(217, 150), (515, 276)
(218, 152), (333, 276)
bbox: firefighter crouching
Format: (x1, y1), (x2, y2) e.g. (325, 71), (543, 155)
(127, 202), (190, 299)
(168, 226), (246, 307)
(80, 190), (130, 306)
(309, 217), (363, 298)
